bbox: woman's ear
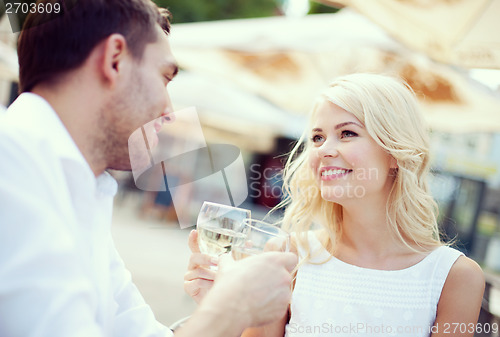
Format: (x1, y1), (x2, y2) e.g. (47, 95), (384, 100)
(100, 34), (128, 88)
(390, 156), (398, 169)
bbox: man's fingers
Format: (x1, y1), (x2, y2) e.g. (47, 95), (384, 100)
(280, 252), (298, 272)
(188, 229), (201, 253)
(263, 252), (298, 272)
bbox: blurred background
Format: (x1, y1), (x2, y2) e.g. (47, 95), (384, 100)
(1, 0), (500, 334)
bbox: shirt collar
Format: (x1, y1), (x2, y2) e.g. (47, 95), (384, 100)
(97, 171), (118, 197)
(12, 92), (88, 166)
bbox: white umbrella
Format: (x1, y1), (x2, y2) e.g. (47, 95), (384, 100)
(170, 10), (500, 132)
(0, 40), (18, 81)
(168, 71), (306, 152)
(0, 15), (18, 81)
(317, 0), (500, 69)
(170, 10), (406, 116)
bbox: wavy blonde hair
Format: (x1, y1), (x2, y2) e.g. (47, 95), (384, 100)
(276, 73), (443, 262)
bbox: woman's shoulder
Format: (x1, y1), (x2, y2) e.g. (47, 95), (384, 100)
(446, 255), (484, 289)
(437, 250), (484, 304)
(435, 255), (485, 324)
(429, 245), (484, 287)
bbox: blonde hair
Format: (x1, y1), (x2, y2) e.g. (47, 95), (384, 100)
(277, 73), (443, 262)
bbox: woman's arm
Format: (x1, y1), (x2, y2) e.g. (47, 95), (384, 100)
(431, 256), (485, 337)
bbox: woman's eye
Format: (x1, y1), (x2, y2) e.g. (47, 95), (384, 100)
(340, 130), (357, 139)
(311, 134), (324, 143)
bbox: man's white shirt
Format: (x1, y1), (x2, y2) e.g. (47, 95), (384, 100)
(0, 93), (172, 337)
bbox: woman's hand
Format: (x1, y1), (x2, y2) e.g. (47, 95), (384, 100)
(183, 230), (217, 304)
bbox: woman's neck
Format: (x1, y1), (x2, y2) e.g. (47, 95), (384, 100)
(335, 192), (408, 255)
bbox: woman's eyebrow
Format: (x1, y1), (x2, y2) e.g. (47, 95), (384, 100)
(334, 121), (363, 130)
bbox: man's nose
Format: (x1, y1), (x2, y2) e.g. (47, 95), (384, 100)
(163, 90), (175, 124)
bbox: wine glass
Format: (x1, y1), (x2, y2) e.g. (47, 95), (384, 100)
(196, 202), (251, 258)
(232, 219), (290, 260)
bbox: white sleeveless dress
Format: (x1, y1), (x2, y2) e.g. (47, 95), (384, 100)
(285, 232), (463, 337)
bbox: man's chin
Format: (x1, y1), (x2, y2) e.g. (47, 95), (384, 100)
(107, 149), (151, 174)
(107, 160), (134, 173)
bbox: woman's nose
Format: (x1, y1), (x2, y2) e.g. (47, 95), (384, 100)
(317, 139), (339, 158)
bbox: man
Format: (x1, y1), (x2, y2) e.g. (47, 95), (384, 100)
(0, 1), (296, 336)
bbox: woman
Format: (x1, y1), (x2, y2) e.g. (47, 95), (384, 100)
(184, 73), (484, 337)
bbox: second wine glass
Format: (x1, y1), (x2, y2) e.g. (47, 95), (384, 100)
(232, 219), (290, 260)
(196, 201), (251, 257)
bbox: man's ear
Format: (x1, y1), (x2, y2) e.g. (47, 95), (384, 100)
(100, 34), (129, 88)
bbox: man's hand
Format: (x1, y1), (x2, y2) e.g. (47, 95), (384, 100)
(203, 251), (297, 328)
(179, 230), (297, 337)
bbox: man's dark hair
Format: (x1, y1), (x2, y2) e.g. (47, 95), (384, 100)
(17, 0), (171, 93)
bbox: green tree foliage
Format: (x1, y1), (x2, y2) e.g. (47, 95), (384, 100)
(309, 2), (339, 14)
(153, 0), (280, 23)
(0, 1), (338, 24)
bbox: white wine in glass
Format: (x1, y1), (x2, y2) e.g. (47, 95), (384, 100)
(197, 202), (251, 257)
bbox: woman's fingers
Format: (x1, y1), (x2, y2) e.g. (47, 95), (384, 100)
(184, 233), (217, 304)
(184, 258), (216, 304)
(184, 266), (216, 282)
(183, 278), (214, 303)
(188, 229), (200, 253)
(187, 253), (217, 270)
